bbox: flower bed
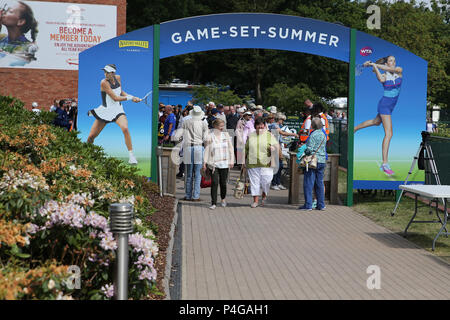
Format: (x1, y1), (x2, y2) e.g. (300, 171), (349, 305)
(0, 95), (166, 299)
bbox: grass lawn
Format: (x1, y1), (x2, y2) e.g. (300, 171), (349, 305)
(117, 157), (151, 177)
(338, 169), (450, 263)
(354, 160), (424, 182)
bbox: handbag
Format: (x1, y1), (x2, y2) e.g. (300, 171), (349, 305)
(200, 167), (212, 188)
(299, 135), (325, 171)
(234, 167), (246, 199)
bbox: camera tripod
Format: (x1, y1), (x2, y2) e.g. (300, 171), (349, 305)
(391, 131), (441, 216)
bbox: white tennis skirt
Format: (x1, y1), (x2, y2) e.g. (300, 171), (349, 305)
(88, 103), (125, 123)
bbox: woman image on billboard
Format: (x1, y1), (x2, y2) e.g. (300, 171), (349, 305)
(87, 64), (142, 165)
(354, 55), (403, 176)
(0, 1), (38, 66)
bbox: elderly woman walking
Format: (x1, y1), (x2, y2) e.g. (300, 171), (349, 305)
(244, 117), (279, 208)
(299, 117), (327, 211)
(203, 119), (235, 210)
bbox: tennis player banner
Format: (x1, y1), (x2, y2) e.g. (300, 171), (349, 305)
(0, 0), (117, 69)
(78, 26), (154, 177)
(353, 31), (427, 189)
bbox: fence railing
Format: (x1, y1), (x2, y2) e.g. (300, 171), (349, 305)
(328, 120), (348, 168)
(428, 135), (450, 185)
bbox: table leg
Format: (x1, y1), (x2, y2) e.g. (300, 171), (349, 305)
(433, 199), (448, 251)
(434, 198), (448, 236)
(404, 194), (418, 236)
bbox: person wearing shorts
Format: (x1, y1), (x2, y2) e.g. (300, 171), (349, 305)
(87, 64), (141, 165)
(354, 55), (402, 176)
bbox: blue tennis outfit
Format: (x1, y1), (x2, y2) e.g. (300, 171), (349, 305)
(377, 72), (402, 115)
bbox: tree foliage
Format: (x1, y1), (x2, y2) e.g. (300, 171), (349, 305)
(192, 85), (250, 105)
(127, 0), (450, 108)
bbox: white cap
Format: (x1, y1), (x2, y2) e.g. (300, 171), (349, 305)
(101, 65), (116, 73)
(244, 111), (252, 115)
(255, 105), (263, 110)
(270, 106), (277, 113)
(32, 102), (38, 108)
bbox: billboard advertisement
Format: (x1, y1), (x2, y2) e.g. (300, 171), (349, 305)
(78, 26), (154, 177)
(0, 0), (116, 69)
(353, 31), (427, 189)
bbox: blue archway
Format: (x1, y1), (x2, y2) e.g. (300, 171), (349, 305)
(79, 13), (427, 206)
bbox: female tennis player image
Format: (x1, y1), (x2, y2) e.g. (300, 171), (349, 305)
(354, 55), (403, 176)
(0, 1), (38, 66)
(87, 64), (142, 165)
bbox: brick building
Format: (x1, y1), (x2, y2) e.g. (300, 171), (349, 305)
(0, 0), (126, 110)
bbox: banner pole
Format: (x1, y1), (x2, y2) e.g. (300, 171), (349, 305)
(151, 24), (160, 183)
(347, 28), (356, 207)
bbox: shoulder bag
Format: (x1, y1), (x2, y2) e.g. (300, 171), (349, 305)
(299, 134), (326, 171)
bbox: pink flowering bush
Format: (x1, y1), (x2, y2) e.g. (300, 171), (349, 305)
(0, 96), (160, 299)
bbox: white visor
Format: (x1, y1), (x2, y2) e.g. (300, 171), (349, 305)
(102, 65), (116, 73)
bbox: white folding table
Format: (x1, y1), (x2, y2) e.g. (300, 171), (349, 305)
(399, 185), (450, 251)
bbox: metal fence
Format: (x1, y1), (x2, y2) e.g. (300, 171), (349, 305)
(428, 135), (450, 185)
(328, 120), (348, 168)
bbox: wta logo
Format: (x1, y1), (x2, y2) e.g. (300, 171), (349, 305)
(360, 46), (373, 56)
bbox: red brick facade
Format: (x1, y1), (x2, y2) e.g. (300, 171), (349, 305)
(0, 0), (126, 110)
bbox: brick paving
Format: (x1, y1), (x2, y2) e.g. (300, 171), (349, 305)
(176, 170), (450, 300)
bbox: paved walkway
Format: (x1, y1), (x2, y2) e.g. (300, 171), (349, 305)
(176, 169), (450, 300)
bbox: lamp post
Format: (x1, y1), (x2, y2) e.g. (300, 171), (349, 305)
(109, 203), (134, 300)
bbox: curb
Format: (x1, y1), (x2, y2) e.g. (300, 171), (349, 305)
(163, 198), (178, 300)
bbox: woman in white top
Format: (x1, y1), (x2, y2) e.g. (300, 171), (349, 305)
(87, 64), (141, 165)
(203, 119), (235, 210)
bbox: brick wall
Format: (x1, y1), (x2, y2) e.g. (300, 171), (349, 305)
(0, 0), (126, 110)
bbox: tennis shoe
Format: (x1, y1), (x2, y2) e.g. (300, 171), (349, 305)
(128, 154), (138, 165)
(278, 184), (287, 190)
(209, 205), (216, 210)
(380, 163), (394, 176)
(271, 185), (280, 190)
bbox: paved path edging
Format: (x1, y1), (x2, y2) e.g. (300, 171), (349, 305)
(163, 198), (178, 300)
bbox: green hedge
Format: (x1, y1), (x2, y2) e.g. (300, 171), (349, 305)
(0, 95), (160, 300)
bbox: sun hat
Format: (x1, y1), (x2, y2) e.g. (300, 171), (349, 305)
(189, 105), (205, 119)
(32, 102), (38, 108)
(101, 64), (116, 73)
(255, 105), (263, 110)
(269, 106), (277, 113)
(276, 112), (286, 121)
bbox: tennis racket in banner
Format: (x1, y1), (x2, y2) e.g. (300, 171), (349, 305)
(355, 63), (365, 76)
(140, 90), (152, 108)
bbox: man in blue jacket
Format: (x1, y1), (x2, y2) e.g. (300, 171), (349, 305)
(53, 100), (72, 131)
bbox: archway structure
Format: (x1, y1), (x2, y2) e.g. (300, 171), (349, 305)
(78, 13), (427, 206)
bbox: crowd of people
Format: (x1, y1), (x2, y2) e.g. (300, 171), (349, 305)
(30, 98), (78, 131)
(161, 99), (330, 211)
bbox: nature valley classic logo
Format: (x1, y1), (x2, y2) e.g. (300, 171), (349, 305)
(119, 40), (149, 49)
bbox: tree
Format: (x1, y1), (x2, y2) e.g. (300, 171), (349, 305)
(127, 0), (449, 108)
(192, 85), (250, 105)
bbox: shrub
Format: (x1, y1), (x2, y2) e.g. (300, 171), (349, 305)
(0, 95), (160, 299)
